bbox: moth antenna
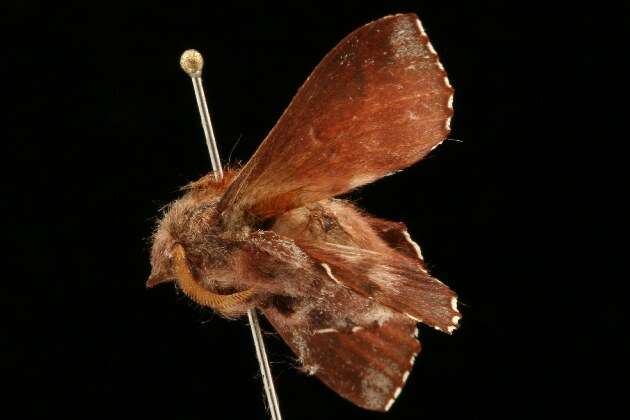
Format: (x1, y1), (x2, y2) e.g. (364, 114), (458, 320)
(180, 49), (283, 420)
(227, 133), (244, 168)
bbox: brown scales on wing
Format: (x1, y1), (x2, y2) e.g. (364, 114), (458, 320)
(264, 304), (420, 412)
(148, 13), (459, 412)
(218, 13), (453, 222)
(271, 199), (460, 331)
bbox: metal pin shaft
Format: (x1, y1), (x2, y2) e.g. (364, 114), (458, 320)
(190, 75), (223, 180)
(180, 49), (283, 420)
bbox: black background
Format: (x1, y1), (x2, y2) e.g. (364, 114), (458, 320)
(4, 1), (625, 419)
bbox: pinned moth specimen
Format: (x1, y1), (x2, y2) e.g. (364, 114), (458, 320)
(148, 13), (460, 412)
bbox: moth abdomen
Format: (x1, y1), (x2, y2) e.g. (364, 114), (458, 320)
(148, 13), (460, 412)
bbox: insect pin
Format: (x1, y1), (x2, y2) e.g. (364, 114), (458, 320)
(148, 13), (460, 412)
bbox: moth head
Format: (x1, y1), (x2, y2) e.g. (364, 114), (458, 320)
(146, 216), (179, 288)
(147, 169), (240, 287)
(147, 199), (227, 293)
(147, 169), (256, 315)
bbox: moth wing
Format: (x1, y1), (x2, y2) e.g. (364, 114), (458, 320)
(298, 240), (461, 333)
(219, 13), (453, 219)
(366, 217), (427, 261)
(263, 304), (420, 412)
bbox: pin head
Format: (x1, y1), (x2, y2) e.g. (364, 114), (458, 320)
(180, 49), (204, 76)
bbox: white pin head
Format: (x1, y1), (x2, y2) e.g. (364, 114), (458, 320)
(180, 49), (204, 77)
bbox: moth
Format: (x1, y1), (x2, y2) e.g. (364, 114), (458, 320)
(148, 13), (460, 412)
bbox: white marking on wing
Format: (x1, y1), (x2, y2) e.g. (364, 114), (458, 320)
(315, 328), (337, 334)
(385, 398), (395, 412)
(415, 18), (427, 36)
(402, 370), (411, 383)
(409, 353), (417, 366)
(405, 313), (423, 323)
(402, 230), (424, 260)
(321, 263), (340, 284)
(431, 140), (444, 152)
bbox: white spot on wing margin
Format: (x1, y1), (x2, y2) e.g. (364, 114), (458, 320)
(405, 313), (423, 323)
(409, 354), (417, 366)
(415, 18), (427, 36)
(402, 370), (411, 383)
(402, 230), (424, 260)
(431, 140), (444, 152)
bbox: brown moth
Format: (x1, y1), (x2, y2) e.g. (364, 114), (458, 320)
(148, 13), (459, 412)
